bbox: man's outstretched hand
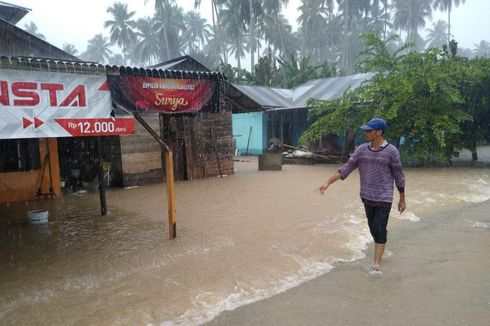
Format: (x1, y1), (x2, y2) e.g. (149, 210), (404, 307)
(316, 173), (342, 194)
(398, 200), (406, 214)
(315, 183), (329, 194)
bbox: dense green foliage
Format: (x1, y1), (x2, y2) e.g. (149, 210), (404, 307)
(301, 35), (490, 166)
(222, 54), (337, 88)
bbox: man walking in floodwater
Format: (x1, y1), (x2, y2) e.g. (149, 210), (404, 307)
(316, 118), (406, 273)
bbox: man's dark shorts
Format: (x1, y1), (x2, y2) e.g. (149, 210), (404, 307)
(364, 204), (391, 244)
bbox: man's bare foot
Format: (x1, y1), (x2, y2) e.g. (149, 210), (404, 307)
(368, 264), (382, 276)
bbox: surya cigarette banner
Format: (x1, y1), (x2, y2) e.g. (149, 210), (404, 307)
(0, 69), (134, 139)
(108, 75), (215, 113)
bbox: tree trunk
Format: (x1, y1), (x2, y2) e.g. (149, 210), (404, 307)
(447, 8), (451, 44)
(249, 0), (255, 70)
(472, 149), (478, 161)
(470, 141), (478, 161)
(211, 0), (220, 62)
(162, 26), (171, 60)
(211, 0), (217, 35)
(275, 10), (286, 56)
(302, 0), (308, 57)
(342, 1), (349, 70)
(212, 1), (227, 64)
(258, 40), (261, 61)
(408, 0), (413, 44)
(237, 48), (241, 71)
(383, 0), (388, 40)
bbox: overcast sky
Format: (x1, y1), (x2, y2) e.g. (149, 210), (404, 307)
(12, 0), (490, 62)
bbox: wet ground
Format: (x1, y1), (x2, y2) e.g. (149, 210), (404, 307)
(1, 151), (490, 325)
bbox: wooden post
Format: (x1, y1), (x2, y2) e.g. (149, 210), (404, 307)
(211, 128), (222, 177)
(114, 102), (177, 239)
(47, 138), (61, 197)
(135, 113), (176, 239)
(245, 126), (252, 155)
(279, 111), (284, 145)
(165, 151), (176, 239)
(36, 138), (60, 199)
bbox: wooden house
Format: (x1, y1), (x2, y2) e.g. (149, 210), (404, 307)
(226, 74), (374, 155)
(111, 65), (234, 186)
(0, 2), (233, 204)
(0, 1), (79, 203)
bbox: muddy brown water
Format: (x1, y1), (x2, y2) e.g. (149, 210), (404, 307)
(1, 156), (489, 325)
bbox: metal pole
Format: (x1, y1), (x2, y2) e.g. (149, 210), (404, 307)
(97, 137), (107, 216)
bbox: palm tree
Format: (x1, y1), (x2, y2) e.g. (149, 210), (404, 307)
(82, 34), (113, 63)
(368, 0), (391, 39)
(263, 0), (292, 59)
(263, 0), (291, 16)
(202, 35), (224, 68)
(275, 55), (324, 88)
(298, 0), (329, 61)
(194, 0), (227, 64)
(336, 0), (365, 70)
(380, 0), (390, 39)
(221, 0), (249, 71)
(246, 0), (265, 69)
(261, 12), (298, 58)
(457, 47), (473, 58)
(132, 17), (160, 66)
(183, 11), (212, 54)
(221, 0), (263, 70)
(473, 40), (490, 58)
(393, 0), (432, 49)
(425, 20), (449, 49)
(153, 2), (185, 61)
(24, 22), (45, 40)
(104, 2), (136, 65)
(250, 53), (278, 86)
(357, 33), (410, 72)
(432, 0), (466, 44)
(321, 13), (343, 63)
(109, 53), (125, 66)
(62, 43), (78, 56)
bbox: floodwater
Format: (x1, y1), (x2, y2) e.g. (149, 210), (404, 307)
(1, 155), (490, 325)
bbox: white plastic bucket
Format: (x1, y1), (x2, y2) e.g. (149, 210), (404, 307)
(27, 210), (49, 224)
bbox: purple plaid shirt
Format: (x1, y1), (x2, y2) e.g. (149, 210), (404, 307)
(338, 142), (405, 206)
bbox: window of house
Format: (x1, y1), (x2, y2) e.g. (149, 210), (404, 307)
(0, 139), (40, 172)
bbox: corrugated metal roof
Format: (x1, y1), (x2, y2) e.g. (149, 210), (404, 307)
(151, 57), (188, 70)
(291, 73), (374, 107)
(0, 56), (106, 74)
(230, 73), (374, 111)
(0, 18), (80, 61)
(0, 1), (28, 9)
(231, 84), (291, 108)
(0, 1), (30, 24)
(0, 56), (226, 80)
(150, 55), (211, 72)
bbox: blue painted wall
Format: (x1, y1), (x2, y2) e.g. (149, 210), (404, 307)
(232, 112), (266, 155)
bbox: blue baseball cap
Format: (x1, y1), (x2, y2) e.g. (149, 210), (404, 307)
(360, 118), (387, 131)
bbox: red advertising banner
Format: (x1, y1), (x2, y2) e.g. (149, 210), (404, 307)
(54, 118), (135, 137)
(0, 69), (135, 139)
(113, 76), (214, 113)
